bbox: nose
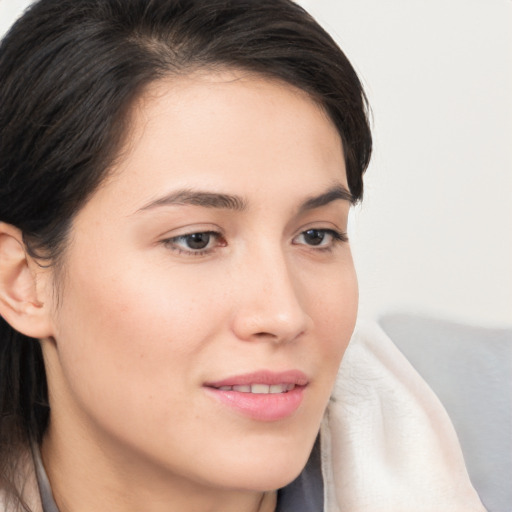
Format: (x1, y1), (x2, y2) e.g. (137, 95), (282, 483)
(230, 247), (311, 344)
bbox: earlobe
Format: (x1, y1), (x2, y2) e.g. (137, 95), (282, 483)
(0, 222), (54, 339)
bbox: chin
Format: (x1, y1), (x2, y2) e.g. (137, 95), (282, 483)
(210, 439), (315, 492)
(227, 465), (306, 493)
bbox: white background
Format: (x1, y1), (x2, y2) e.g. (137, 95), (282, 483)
(298, 0), (512, 327)
(2, 0), (511, 327)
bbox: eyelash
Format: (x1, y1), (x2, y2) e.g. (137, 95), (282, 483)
(162, 228), (348, 257)
(162, 231), (225, 257)
(292, 228), (348, 252)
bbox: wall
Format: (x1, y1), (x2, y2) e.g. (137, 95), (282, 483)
(300, 0), (512, 327)
(2, 0), (511, 327)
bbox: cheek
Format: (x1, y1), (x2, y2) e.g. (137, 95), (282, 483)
(52, 237), (249, 417)
(49, 264), (220, 461)
(307, 261), (358, 380)
(51, 250), (213, 412)
(308, 258), (358, 333)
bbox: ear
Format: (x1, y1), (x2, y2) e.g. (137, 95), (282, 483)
(0, 222), (54, 339)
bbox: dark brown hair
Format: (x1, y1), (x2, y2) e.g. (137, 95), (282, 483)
(0, 0), (371, 508)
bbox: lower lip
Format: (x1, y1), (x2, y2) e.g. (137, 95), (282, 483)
(204, 386), (305, 422)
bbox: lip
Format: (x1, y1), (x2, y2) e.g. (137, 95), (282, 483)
(204, 370), (308, 422)
(205, 370), (309, 388)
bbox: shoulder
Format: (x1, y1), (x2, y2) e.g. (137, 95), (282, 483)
(320, 321), (487, 512)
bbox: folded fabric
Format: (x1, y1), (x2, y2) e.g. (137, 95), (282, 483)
(321, 321), (486, 511)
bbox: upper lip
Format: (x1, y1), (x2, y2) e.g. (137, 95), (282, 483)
(204, 370), (309, 388)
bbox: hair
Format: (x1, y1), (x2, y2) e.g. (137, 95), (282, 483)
(0, 0), (371, 508)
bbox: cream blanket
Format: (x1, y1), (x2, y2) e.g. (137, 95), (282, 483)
(321, 321), (486, 511)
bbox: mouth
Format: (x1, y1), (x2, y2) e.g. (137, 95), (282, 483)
(204, 370), (308, 421)
(213, 383), (297, 394)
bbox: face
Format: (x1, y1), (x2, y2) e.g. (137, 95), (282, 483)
(41, 71), (358, 493)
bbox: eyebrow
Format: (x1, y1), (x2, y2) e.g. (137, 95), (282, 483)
(137, 184), (353, 214)
(298, 185), (354, 212)
(138, 189), (247, 212)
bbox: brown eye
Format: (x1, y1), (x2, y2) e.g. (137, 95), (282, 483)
(293, 229), (347, 249)
(163, 230), (226, 255)
(302, 229), (325, 246)
(183, 232), (211, 250)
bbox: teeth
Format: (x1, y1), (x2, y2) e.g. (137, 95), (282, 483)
(233, 385), (251, 392)
(217, 383), (296, 394)
(251, 384), (270, 394)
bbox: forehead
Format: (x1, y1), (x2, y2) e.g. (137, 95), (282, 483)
(90, 70), (347, 214)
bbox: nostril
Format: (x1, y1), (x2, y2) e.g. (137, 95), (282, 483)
(254, 331), (275, 338)
(252, 329), (305, 344)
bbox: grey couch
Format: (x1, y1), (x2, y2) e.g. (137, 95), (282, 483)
(379, 313), (512, 512)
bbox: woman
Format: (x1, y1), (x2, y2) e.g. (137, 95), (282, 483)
(0, 1), (485, 511)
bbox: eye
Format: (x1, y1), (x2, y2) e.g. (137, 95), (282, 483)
(179, 232), (213, 250)
(162, 231), (226, 255)
(293, 228), (347, 249)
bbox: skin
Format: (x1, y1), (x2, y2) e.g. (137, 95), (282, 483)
(32, 71), (358, 512)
